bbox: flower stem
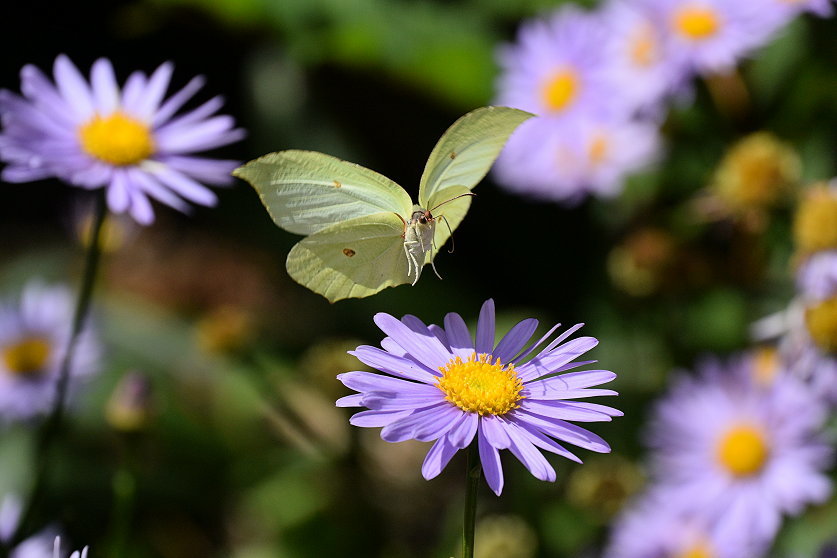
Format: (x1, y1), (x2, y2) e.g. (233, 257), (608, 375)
(462, 441), (481, 558)
(10, 191), (108, 547)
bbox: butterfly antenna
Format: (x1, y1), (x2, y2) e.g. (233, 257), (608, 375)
(436, 215), (457, 254)
(429, 192), (476, 213)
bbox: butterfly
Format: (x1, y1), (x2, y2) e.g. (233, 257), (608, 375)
(233, 106), (533, 302)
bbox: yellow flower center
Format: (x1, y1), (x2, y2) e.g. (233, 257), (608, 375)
(2, 337), (51, 376)
(805, 296), (837, 354)
(541, 69), (579, 113)
(79, 112), (155, 166)
(677, 541), (715, 558)
(673, 6), (720, 41)
(436, 353), (524, 416)
(630, 26), (658, 67)
(716, 424), (769, 477)
(588, 134), (609, 166)
(793, 185), (837, 255)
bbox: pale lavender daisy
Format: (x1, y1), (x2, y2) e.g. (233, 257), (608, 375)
(494, 5), (617, 122)
(605, 491), (756, 558)
(648, 354), (833, 552)
(337, 299), (621, 496)
(797, 250), (837, 303)
(493, 115), (660, 203)
(0, 55), (244, 225)
(0, 282), (100, 422)
(636, 0), (776, 75)
(599, 0), (689, 115)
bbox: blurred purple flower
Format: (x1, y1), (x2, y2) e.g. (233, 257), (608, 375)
(648, 354), (833, 552)
(605, 490), (755, 558)
(797, 250), (837, 302)
(0, 55), (244, 224)
(600, 0), (690, 114)
(0, 495), (61, 558)
(337, 299), (621, 495)
(0, 282), (100, 422)
(494, 5), (617, 122)
(494, 115), (660, 204)
(635, 0), (776, 74)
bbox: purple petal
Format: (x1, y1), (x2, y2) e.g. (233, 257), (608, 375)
(422, 437), (460, 480)
(493, 318), (538, 362)
(524, 370), (617, 397)
(513, 410), (611, 453)
(127, 182), (155, 225)
(538, 323), (586, 356)
(519, 399), (616, 422)
(90, 58), (119, 114)
(336, 394), (364, 407)
(522, 337), (599, 380)
(348, 409), (411, 427)
(338, 370), (433, 395)
(522, 386), (618, 401)
(106, 170), (130, 213)
(475, 299), (496, 354)
(428, 324), (448, 348)
(133, 62), (173, 121)
(379, 337), (406, 357)
(149, 167), (218, 206)
(510, 417), (582, 463)
(157, 155), (238, 186)
(443, 312), (474, 358)
(505, 422), (556, 481)
(19, 65), (76, 127)
(349, 345), (438, 383)
(373, 313), (451, 371)
(412, 405), (467, 442)
(155, 114), (238, 153)
(447, 412), (479, 448)
(381, 403), (454, 442)
(511, 322), (561, 364)
(126, 168), (191, 212)
(153, 75), (205, 126)
(481, 414), (511, 449)
(53, 54), (95, 121)
(478, 427), (504, 496)
(362, 389), (443, 411)
(121, 71), (148, 115)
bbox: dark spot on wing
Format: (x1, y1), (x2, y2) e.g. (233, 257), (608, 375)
(334, 180), (342, 188)
(342, 248), (356, 257)
(449, 151), (457, 160)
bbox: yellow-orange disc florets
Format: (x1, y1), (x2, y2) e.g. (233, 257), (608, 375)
(436, 353), (524, 416)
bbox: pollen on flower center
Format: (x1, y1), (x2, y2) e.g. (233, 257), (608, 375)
(673, 6), (720, 40)
(2, 337), (51, 376)
(588, 134), (609, 165)
(79, 112), (155, 166)
(677, 541), (715, 558)
(716, 424), (769, 477)
(630, 26), (658, 67)
(541, 69), (579, 113)
(805, 296), (837, 353)
(436, 353), (524, 416)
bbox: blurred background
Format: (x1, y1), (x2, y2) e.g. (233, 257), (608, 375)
(0, 0), (834, 557)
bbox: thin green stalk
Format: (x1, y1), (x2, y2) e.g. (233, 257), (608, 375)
(9, 191), (108, 548)
(462, 441), (481, 558)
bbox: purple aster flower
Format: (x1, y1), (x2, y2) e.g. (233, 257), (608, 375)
(0, 282), (100, 422)
(336, 299), (621, 496)
(494, 5), (618, 122)
(493, 115), (660, 204)
(648, 354), (833, 553)
(605, 491), (755, 558)
(635, 0), (776, 75)
(797, 250), (837, 303)
(599, 0), (690, 115)
(0, 55), (244, 225)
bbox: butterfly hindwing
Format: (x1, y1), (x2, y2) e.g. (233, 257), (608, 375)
(233, 150), (413, 235)
(285, 212), (410, 303)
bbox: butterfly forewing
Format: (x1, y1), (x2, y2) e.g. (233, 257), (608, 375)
(234, 150), (413, 235)
(418, 106), (534, 208)
(285, 212), (410, 303)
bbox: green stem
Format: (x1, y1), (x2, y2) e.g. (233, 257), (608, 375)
(110, 461), (137, 557)
(9, 191), (108, 547)
(462, 441), (481, 558)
